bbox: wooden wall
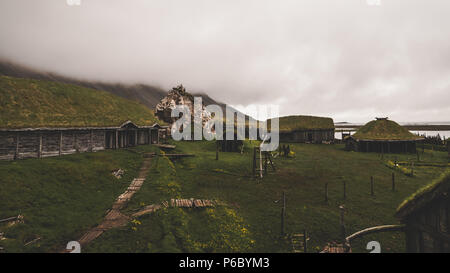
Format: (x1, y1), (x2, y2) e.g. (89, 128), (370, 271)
(404, 196), (450, 253)
(354, 141), (417, 153)
(0, 128), (155, 160)
(279, 129), (334, 143)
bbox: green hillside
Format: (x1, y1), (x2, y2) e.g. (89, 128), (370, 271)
(0, 75), (161, 129)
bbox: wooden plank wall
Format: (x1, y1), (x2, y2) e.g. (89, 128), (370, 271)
(0, 128), (153, 160)
(405, 197), (450, 253)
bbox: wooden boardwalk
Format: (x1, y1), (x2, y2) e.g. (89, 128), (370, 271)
(132, 198), (216, 218)
(74, 154), (154, 249)
(65, 153), (216, 252)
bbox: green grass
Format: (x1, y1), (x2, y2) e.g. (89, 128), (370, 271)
(1, 141), (447, 253)
(0, 75), (161, 128)
(0, 149), (145, 252)
(86, 141), (447, 253)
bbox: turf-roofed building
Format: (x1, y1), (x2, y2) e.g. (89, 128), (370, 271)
(275, 115), (335, 143)
(345, 118), (423, 153)
(0, 76), (166, 160)
(396, 171), (450, 253)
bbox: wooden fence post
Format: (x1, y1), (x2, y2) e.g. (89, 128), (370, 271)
(370, 176), (374, 196)
(339, 205), (346, 244)
(281, 191), (286, 236)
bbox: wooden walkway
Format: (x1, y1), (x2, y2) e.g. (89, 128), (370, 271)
(74, 154), (154, 249)
(64, 153), (216, 252)
(132, 199), (216, 218)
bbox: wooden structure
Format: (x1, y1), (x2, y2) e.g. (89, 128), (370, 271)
(252, 147), (275, 178)
(271, 115), (335, 144)
(291, 231), (309, 253)
(396, 172), (450, 252)
(0, 121), (167, 160)
(346, 118), (424, 153)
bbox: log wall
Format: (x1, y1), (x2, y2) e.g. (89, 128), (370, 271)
(404, 196), (450, 253)
(279, 129), (335, 143)
(0, 128), (156, 160)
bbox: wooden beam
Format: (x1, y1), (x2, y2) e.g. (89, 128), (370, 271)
(346, 225), (405, 243)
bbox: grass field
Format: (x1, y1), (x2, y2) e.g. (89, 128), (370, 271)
(0, 141), (447, 253)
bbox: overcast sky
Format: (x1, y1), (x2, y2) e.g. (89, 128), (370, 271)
(1, 0), (449, 122)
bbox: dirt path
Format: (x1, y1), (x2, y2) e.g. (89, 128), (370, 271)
(75, 154), (153, 248)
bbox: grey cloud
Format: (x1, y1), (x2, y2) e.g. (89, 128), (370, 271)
(1, 0), (450, 123)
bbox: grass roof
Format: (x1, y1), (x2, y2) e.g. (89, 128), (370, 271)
(396, 171), (450, 219)
(0, 76), (161, 129)
(352, 119), (422, 141)
(269, 115), (334, 133)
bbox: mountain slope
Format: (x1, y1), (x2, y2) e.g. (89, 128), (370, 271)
(0, 60), (240, 115)
(0, 75), (160, 128)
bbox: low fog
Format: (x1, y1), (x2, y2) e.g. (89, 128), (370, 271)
(1, 0), (449, 122)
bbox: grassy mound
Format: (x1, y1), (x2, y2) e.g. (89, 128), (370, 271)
(353, 119), (422, 141)
(0, 75), (160, 129)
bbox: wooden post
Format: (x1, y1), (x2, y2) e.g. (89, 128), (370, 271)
(114, 130), (119, 149)
(15, 132), (19, 160)
(134, 129), (138, 146)
(343, 181), (346, 200)
(59, 131), (63, 156)
(411, 162), (414, 176)
(370, 176), (374, 196)
(38, 133), (43, 158)
(89, 130), (93, 151)
(392, 172), (395, 192)
(339, 205), (346, 244)
(325, 183), (329, 203)
(303, 230), (308, 253)
(417, 151), (420, 162)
